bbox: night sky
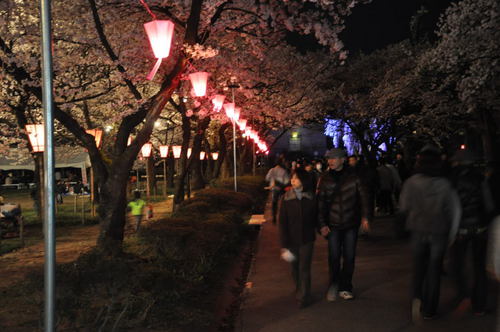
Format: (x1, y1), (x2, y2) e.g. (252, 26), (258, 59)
(342, 0), (455, 53)
(287, 0), (455, 54)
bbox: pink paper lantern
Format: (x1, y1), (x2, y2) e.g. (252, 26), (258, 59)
(211, 94), (226, 112)
(141, 142), (153, 158)
(144, 20), (175, 81)
(238, 119), (247, 131)
(86, 129), (103, 149)
(233, 107), (241, 122)
(200, 151), (206, 160)
(172, 145), (182, 159)
(211, 152), (219, 160)
(26, 124), (44, 152)
(189, 72), (209, 97)
(223, 103), (235, 119)
(159, 145), (169, 158)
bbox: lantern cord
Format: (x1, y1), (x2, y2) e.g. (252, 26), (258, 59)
(147, 58), (163, 81)
(139, 0), (157, 20)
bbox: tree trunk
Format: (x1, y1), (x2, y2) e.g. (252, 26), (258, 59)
(213, 123), (230, 179)
(167, 156), (175, 188)
(191, 117), (210, 190)
(173, 112), (191, 207)
(96, 167), (130, 255)
(478, 109), (499, 163)
(203, 138), (213, 183)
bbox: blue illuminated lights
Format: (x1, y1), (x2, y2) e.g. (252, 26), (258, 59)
(324, 118), (393, 156)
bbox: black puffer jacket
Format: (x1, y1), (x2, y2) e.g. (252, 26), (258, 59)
(317, 167), (372, 230)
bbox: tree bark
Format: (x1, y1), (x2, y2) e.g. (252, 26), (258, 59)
(213, 123), (230, 179)
(191, 117), (211, 190)
(173, 112), (191, 208)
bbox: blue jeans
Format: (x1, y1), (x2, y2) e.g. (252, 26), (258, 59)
(411, 232), (448, 316)
(327, 227), (359, 292)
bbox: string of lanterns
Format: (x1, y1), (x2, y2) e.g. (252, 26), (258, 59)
(140, 0), (269, 155)
(26, 1), (269, 157)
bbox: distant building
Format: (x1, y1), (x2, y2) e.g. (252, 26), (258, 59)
(270, 124), (328, 160)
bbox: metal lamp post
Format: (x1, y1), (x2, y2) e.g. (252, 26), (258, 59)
(159, 145), (169, 198)
(141, 142), (153, 199)
(228, 84), (240, 192)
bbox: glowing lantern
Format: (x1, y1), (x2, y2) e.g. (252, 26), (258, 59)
(238, 119), (247, 131)
(460, 144), (466, 150)
(211, 152), (219, 160)
(223, 103), (235, 119)
(172, 145), (182, 159)
(86, 129), (103, 148)
(159, 145), (169, 158)
(144, 20), (175, 80)
(187, 148), (192, 158)
(141, 142), (153, 158)
(212, 95), (225, 112)
(127, 136), (133, 146)
(200, 151), (206, 160)
(189, 72), (209, 97)
(233, 107), (241, 122)
(26, 124), (44, 152)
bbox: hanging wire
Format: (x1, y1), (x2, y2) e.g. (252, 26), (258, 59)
(139, 0), (157, 20)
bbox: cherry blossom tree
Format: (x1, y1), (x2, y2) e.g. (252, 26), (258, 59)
(1, 0), (369, 254)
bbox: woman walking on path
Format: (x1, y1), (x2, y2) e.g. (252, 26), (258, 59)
(278, 169), (317, 308)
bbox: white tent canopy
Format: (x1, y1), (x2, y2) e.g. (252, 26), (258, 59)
(0, 147), (91, 171)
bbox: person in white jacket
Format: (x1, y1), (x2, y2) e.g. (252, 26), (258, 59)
(265, 159), (290, 224)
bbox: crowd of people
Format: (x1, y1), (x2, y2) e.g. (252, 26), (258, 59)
(266, 146), (499, 323)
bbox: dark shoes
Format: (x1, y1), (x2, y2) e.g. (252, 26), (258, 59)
(297, 297), (312, 309)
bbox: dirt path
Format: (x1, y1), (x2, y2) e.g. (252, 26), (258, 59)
(0, 199), (172, 290)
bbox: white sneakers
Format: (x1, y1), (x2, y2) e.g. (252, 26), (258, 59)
(339, 291), (354, 300)
(326, 287), (355, 301)
(326, 285), (338, 302)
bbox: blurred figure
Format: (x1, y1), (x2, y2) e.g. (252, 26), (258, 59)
(127, 190), (146, 231)
(399, 145), (460, 321)
(303, 161), (318, 190)
(347, 155), (358, 168)
(376, 156), (401, 215)
(56, 180), (66, 204)
(265, 158), (290, 224)
(395, 152), (410, 183)
(278, 169), (317, 308)
(449, 149), (491, 316)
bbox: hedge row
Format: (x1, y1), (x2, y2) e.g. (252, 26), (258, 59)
(20, 176), (265, 331)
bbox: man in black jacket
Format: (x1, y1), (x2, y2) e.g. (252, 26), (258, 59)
(317, 148), (372, 301)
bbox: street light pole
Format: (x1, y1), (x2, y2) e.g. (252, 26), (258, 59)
(40, 0), (56, 330)
(228, 84), (239, 192)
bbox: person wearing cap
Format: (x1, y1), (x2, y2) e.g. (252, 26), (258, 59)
(399, 144), (460, 321)
(449, 149), (491, 316)
(265, 157), (290, 224)
(317, 148), (372, 301)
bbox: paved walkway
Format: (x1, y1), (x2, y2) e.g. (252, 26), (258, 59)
(236, 216), (498, 332)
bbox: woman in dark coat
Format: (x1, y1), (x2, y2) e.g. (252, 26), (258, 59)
(278, 169), (317, 308)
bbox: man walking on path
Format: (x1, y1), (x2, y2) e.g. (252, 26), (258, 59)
(317, 148), (372, 301)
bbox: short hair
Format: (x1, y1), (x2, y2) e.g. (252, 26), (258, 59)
(291, 169), (314, 192)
